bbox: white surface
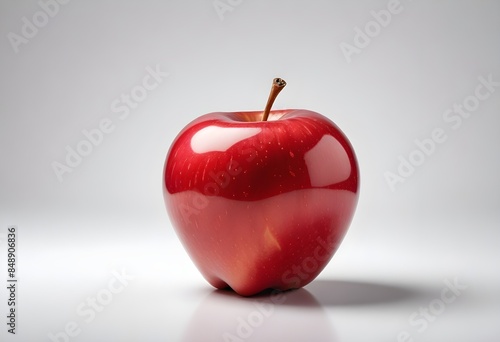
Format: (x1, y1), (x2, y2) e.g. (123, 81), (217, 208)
(1, 0), (499, 341)
(1, 216), (498, 341)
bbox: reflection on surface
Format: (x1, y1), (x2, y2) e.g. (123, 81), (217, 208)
(190, 126), (261, 153)
(183, 288), (336, 342)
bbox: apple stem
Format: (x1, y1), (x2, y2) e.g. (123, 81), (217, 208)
(262, 78), (286, 121)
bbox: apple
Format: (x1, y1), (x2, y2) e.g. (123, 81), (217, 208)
(163, 78), (359, 296)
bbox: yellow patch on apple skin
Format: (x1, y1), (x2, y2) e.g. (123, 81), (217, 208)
(264, 226), (281, 252)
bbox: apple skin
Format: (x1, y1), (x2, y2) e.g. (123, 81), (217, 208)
(163, 109), (359, 296)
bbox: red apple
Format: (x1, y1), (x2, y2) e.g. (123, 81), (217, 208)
(163, 79), (359, 296)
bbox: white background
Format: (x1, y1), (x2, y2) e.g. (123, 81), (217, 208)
(1, 0), (499, 341)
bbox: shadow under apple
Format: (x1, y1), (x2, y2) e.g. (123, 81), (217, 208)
(304, 279), (432, 307)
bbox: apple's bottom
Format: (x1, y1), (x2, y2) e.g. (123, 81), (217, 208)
(166, 188), (358, 296)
